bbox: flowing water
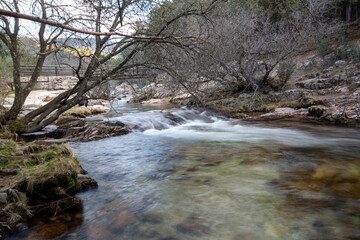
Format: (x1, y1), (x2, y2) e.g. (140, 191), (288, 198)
(11, 99), (360, 240)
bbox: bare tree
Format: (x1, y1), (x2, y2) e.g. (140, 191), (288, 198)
(0, 0), (222, 132)
(0, 0), (77, 122)
(142, 0), (343, 105)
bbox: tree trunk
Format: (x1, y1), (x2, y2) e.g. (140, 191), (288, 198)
(346, 3), (352, 22)
(3, 50), (24, 122)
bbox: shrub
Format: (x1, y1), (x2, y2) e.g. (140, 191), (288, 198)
(317, 38), (334, 58)
(277, 60), (296, 89)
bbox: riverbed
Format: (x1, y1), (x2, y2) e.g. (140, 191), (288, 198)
(10, 100), (360, 240)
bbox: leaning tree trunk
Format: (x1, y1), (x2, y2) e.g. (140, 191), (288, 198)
(346, 3), (352, 22)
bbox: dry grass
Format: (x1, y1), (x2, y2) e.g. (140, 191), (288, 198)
(0, 141), (82, 195)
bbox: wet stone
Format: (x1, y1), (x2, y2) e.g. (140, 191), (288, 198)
(105, 197), (146, 212)
(138, 212), (163, 224)
(232, 232), (254, 240)
(87, 223), (116, 240)
(77, 174), (98, 190)
(175, 221), (211, 236)
(26, 223), (68, 239)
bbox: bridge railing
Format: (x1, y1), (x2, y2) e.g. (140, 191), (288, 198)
(20, 65), (151, 80)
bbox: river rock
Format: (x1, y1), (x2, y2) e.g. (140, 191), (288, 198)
(110, 210), (136, 230)
(105, 197), (146, 212)
(232, 232), (254, 240)
(175, 221), (211, 236)
(87, 223), (116, 240)
(138, 212), (163, 224)
(77, 174), (98, 190)
(26, 223), (68, 239)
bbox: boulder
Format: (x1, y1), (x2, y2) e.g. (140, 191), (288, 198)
(77, 174), (98, 190)
(335, 60), (347, 67)
(301, 60), (316, 69)
(296, 79), (332, 90)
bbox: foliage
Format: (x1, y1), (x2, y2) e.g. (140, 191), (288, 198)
(317, 38), (334, 58)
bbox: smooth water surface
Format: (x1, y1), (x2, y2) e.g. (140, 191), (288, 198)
(12, 100), (360, 240)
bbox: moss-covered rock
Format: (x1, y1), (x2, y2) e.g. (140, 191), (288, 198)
(297, 95), (330, 108)
(308, 105), (327, 117)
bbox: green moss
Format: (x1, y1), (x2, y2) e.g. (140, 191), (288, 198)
(9, 120), (25, 132)
(254, 103), (279, 112)
(297, 95), (330, 109)
(0, 140), (16, 161)
(239, 105), (248, 112)
(24, 159), (39, 167)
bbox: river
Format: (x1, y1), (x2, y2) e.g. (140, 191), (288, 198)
(11, 99), (360, 240)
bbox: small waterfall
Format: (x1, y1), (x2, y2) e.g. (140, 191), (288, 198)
(107, 107), (216, 132)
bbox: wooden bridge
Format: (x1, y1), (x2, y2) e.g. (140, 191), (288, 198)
(19, 65), (151, 81)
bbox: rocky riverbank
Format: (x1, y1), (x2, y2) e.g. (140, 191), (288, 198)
(0, 138), (98, 239)
(204, 59), (360, 127)
(129, 54), (360, 127)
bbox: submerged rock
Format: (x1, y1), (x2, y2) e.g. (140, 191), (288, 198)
(138, 212), (163, 224)
(110, 210), (136, 230)
(175, 221), (211, 236)
(26, 222), (68, 239)
(87, 223), (116, 240)
(232, 232), (254, 240)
